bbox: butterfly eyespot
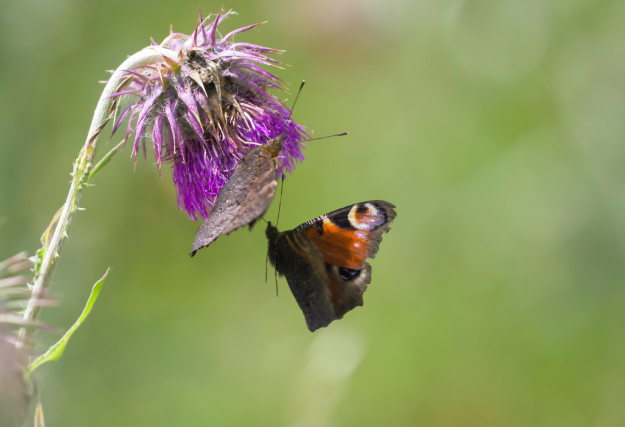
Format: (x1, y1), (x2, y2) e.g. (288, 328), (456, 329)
(348, 203), (385, 231)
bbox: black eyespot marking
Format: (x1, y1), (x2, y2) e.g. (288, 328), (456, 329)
(356, 205), (369, 215)
(314, 220), (324, 236)
(338, 267), (361, 281)
(332, 211), (357, 230)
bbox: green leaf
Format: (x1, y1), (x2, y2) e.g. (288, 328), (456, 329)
(27, 269), (109, 375)
(89, 139), (125, 181)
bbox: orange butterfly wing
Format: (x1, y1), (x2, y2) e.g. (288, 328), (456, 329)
(296, 201), (397, 270)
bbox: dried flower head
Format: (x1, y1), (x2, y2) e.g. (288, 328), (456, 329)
(0, 336), (28, 427)
(0, 253), (36, 427)
(110, 10), (308, 220)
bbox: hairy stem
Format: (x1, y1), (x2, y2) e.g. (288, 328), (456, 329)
(18, 46), (178, 348)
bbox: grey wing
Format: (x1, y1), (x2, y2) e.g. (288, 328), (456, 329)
(190, 149), (259, 255)
(221, 150), (278, 234)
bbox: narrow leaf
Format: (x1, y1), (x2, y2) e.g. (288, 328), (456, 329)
(27, 269), (109, 375)
(89, 139), (126, 181)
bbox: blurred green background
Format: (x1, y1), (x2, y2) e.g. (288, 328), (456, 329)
(1, 0), (625, 425)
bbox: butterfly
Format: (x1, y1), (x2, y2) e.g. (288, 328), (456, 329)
(190, 134), (286, 256)
(266, 200), (397, 332)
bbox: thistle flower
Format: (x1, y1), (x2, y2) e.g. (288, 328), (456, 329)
(110, 10), (308, 220)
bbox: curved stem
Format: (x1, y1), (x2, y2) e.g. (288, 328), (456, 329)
(18, 46), (178, 348)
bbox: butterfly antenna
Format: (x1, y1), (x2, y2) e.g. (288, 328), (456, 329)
(276, 175), (285, 228)
(259, 216), (268, 224)
(288, 80), (305, 119)
(301, 132), (348, 143)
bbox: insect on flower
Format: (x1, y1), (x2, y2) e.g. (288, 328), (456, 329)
(109, 10), (308, 220)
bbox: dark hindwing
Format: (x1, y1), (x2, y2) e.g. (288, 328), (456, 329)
(191, 146), (278, 256)
(323, 262), (370, 320)
(268, 230), (336, 332)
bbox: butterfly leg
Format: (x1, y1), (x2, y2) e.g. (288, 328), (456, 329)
(265, 247), (269, 283)
(275, 258), (279, 297)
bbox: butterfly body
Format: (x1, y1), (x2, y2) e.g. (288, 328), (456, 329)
(191, 135), (286, 256)
(266, 200), (397, 332)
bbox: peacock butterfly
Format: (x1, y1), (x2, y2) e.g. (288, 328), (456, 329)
(266, 200), (397, 332)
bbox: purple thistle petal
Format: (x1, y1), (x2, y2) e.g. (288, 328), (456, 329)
(141, 134), (147, 168)
(193, 91), (212, 127)
(220, 22), (266, 42)
(207, 9), (222, 49)
(198, 8), (208, 45)
(164, 90), (185, 159)
(228, 69), (272, 99)
(152, 114), (165, 174)
(133, 84), (163, 153)
(171, 76), (204, 139)
(231, 43), (284, 53)
(211, 51), (281, 68)
(192, 23), (198, 48)
(227, 49), (287, 66)
(184, 110), (205, 142)
(121, 69), (149, 82)
(124, 107), (139, 148)
(111, 101), (139, 137)
(235, 63), (283, 85)
(108, 90), (142, 99)
(208, 9), (235, 35)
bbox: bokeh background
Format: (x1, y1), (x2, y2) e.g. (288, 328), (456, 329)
(1, 0), (625, 425)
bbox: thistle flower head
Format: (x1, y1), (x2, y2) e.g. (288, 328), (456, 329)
(110, 10), (308, 220)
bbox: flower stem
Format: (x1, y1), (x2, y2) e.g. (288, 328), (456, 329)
(18, 46), (178, 349)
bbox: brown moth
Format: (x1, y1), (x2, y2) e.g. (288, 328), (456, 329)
(190, 134), (286, 256)
(266, 200), (397, 332)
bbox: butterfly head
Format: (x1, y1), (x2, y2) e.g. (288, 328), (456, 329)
(265, 221), (280, 241)
(264, 134), (287, 157)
